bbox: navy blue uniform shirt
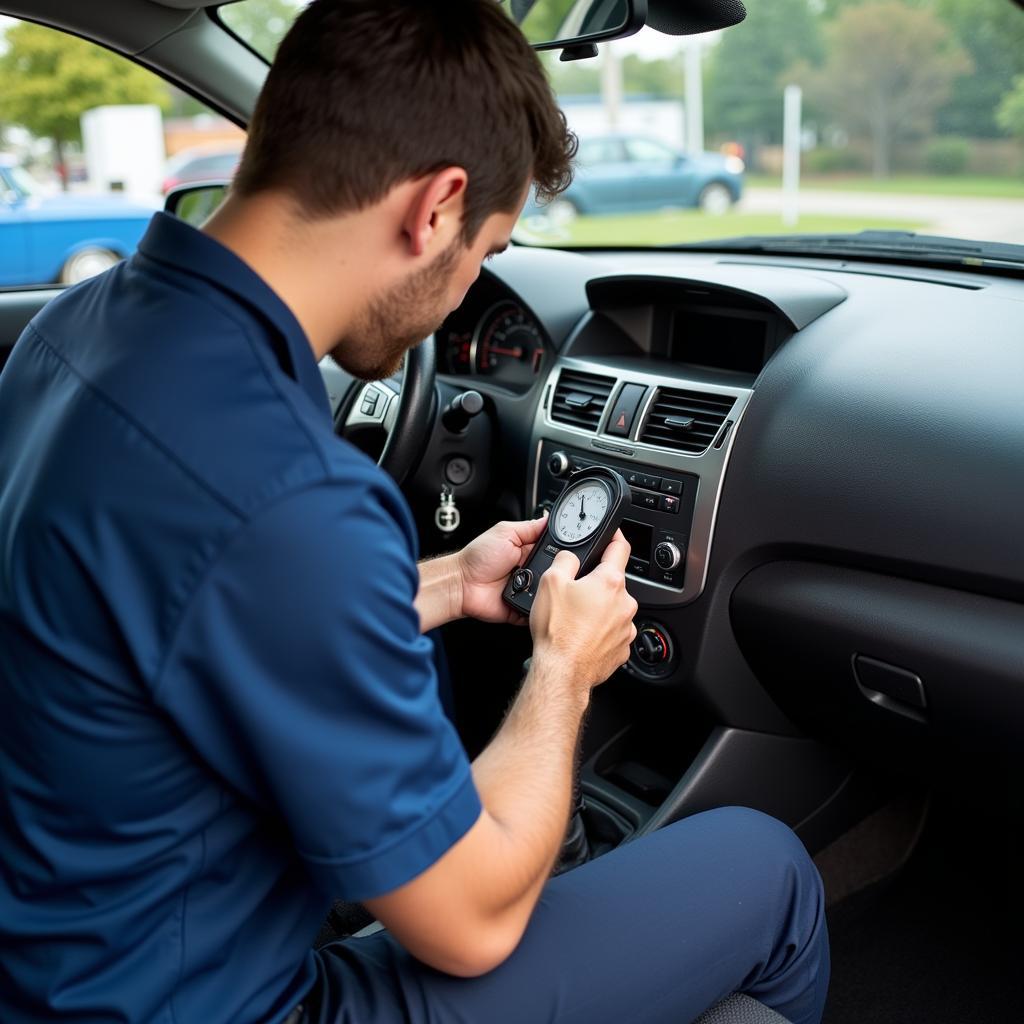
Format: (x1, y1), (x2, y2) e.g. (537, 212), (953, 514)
(0, 213), (481, 1023)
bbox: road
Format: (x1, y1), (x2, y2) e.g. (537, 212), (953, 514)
(743, 187), (1024, 245)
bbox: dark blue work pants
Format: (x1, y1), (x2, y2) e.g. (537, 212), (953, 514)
(303, 807), (830, 1024)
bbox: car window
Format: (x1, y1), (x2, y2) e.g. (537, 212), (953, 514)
(0, 17), (245, 289)
(5, 165), (40, 197)
(624, 138), (677, 164)
(578, 138), (626, 166)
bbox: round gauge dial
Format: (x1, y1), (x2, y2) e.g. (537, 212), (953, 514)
(474, 301), (545, 386)
(552, 479), (611, 545)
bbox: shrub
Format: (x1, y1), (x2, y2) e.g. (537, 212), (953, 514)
(804, 147), (868, 174)
(924, 137), (970, 175)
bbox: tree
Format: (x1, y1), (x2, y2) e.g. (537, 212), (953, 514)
(512, 0), (568, 45)
(791, 1), (971, 178)
(218, 0), (303, 60)
(816, 0), (1024, 138)
(621, 54), (684, 98)
(545, 52), (683, 99)
(704, 0), (823, 155)
(930, 0), (1024, 138)
(0, 21), (169, 187)
(996, 76), (1024, 144)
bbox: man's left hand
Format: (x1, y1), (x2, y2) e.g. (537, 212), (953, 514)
(457, 515), (548, 625)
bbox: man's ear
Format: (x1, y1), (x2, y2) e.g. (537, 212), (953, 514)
(403, 167), (469, 258)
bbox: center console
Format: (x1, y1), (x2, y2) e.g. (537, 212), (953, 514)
(514, 271), (862, 868)
(529, 355), (754, 610)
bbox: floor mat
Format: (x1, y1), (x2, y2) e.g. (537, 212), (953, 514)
(823, 796), (1024, 1024)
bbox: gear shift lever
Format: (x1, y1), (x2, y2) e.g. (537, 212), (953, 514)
(554, 766), (591, 875)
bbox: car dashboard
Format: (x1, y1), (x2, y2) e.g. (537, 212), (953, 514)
(439, 243), (1024, 793)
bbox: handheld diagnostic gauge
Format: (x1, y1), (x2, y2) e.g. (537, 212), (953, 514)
(503, 466), (631, 616)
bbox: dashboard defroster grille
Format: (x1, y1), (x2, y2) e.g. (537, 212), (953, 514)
(640, 387), (735, 454)
(550, 369), (615, 431)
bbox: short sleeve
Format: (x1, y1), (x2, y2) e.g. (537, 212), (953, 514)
(152, 480), (481, 901)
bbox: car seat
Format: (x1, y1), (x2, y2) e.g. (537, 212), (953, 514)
(693, 993), (790, 1023)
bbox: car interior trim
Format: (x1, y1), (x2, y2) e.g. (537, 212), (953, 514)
(531, 354), (753, 607)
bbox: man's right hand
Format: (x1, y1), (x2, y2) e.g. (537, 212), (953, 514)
(529, 530), (639, 694)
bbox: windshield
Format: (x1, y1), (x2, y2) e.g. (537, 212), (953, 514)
(220, 0), (1024, 258)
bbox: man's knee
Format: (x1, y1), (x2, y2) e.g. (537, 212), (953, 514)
(697, 806), (824, 918)
(706, 805), (815, 866)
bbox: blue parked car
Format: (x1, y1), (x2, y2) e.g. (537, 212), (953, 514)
(0, 157), (156, 287)
(525, 134), (744, 222)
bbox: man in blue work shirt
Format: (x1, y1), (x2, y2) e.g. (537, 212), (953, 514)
(0, 2), (829, 1022)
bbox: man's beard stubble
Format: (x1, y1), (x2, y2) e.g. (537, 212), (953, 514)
(329, 238), (461, 382)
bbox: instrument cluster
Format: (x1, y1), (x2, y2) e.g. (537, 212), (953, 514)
(437, 275), (548, 390)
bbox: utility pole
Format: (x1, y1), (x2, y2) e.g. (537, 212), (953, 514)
(684, 40), (704, 155)
(601, 45), (622, 131)
(782, 84), (803, 227)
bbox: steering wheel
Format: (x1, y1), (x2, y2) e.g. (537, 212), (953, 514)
(323, 336), (437, 486)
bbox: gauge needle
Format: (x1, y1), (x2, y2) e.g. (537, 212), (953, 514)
(578, 495), (586, 520)
(487, 345), (524, 359)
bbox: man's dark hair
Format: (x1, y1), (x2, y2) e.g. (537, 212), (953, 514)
(233, 0), (576, 242)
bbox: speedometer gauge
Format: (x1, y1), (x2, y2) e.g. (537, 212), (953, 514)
(474, 301), (545, 387)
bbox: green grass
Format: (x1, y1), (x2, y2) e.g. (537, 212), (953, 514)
(746, 174), (1024, 199)
(516, 210), (925, 248)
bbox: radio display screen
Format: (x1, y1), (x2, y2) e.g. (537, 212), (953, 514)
(620, 518), (653, 557)
(670, 310), (768, 374)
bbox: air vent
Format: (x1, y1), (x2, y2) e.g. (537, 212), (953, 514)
(550, 369), (615, 431)
(639, 387), (735, 454)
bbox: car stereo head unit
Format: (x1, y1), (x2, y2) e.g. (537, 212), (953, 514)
(534, 442), (697, 591)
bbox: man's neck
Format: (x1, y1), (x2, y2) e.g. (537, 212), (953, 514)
(201, 191), (380, 361)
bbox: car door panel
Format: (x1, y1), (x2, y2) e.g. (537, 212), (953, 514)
(575, 138), (634, 211)
(0, 199), (31, 288)
(623, 139), (686, 208)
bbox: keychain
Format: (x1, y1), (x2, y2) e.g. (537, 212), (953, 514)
(434, 485), (461, 534)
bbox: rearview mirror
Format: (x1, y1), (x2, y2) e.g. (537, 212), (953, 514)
(511, 0), (647, 51)
(164, 182), (229, 227)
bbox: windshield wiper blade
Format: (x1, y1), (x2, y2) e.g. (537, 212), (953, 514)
(668, 230), (1024, 268)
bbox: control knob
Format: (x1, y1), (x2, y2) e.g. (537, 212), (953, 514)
(547, 451), (571, 478)
(443, 390), (485, 433)
(634, 625), (671, 666)
(510, 568), (533, 594)
(653, 541), (682, 571)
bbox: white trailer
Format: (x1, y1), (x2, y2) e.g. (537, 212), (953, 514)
(81, 105), (165, 201)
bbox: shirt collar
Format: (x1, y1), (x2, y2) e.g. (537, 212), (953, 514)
(137, 212), (331, 421)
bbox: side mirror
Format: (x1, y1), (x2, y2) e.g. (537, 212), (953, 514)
(164, 182), (229, 227)
(514, 0), (647, 51)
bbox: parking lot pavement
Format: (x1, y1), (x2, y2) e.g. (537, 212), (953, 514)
(744, 187), (1024, 245)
